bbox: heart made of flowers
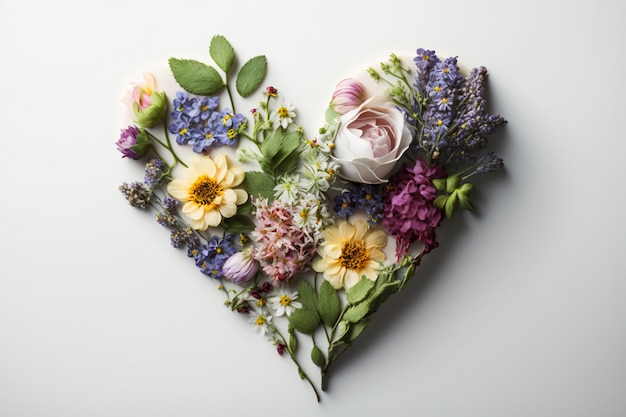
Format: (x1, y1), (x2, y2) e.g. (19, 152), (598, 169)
(116, 35), (506, 402)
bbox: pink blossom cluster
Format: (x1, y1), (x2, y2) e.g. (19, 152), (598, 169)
(383, 158), (447, 260)
(251, 197), (319, 283)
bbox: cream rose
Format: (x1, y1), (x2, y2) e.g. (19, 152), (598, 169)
(331, 95), (412, 184)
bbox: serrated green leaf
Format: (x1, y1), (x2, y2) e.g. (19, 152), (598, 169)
(296, 280), (319, 312)
(367, 281), (401, 314)
(342, 301), (371, 323)
(311, 345), (326, 367)
(243, 171), (275, 200)
(271, 130), (302, 166)
(346, 277), (375, 304)
(221, 214), (255, 234)
(288, 307), (319, 334)
(236, 55), (267, 97)
(317, 281), (341, 327)
(345, 320), (368, 343)
(168, 58), (225, 95)
(259, 129), (284, 160)
(273, 150), (301, 178)
(209, 34), (235, 73)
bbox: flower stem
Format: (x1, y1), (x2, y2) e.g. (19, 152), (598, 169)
(145, 122), (188, 168)
(274, 327), (321, 402)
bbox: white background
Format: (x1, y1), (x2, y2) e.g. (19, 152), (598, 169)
(1, 0), (625, 415)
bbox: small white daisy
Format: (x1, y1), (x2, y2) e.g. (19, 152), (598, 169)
(248, 310), (272, 336)
(274, 174), (304, 204)
(270, 99), (296, 129)
(268, 287), (303, 317)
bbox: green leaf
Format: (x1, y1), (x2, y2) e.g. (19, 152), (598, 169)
(221, 214), (255, 234)
(332, 320), (350, 344)
(445, 191), (458, 219)
(446, 175), (461, 193)
(457, 192), (474, 212)
(432, 178), (446, 191)
(346, 277), (375, 304)
(434, 194), (448, 210)
(459, 182), (474, 194)
(273, 150), (301, 178)
(209, 34), (235, 73)
(311, 345), (326, 367)
(271, 130), (302, 166)
(317, 281), (341, 327)
(367, 281), (401, 314)
(345, 320), (368, 343)
(296, 280), (319, 313)
(168, 58), (225, 95)
(236, 55), (267, 97)
(243, 171), (275, 200)
(258, 129), (285, 160)
(325, 105), (340, 126)
(288, 307), (319, 334)
(342, 301), (371, 323)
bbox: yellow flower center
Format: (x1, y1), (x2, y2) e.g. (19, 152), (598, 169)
(280, 295), (292, 306)
(190, 175), (223, 206)
(340, 240), (369, 271)
(227, 128), (237, 139)
(255, 316), (267, 326)
(441, 98), (448, 104)
(222, 114), (232, 125)
(278, 107), (289, 118)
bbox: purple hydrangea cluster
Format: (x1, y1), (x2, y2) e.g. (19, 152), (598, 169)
(189, 234), (238, 278)
(383, 158), (447, 260)
(168, 91), (246, 153)
(412, 49), (506, 166)
(333, 182), (384, 225)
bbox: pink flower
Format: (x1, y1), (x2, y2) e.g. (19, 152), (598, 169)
(332, 96), (412, 184)
(115, 125), (144, 159)
(124, 73), (168, 128)
(252, 198), (319, 283)
(331, 78), (366, 114)
(222, 248), (259, 285)
(383, 158), (446, 260)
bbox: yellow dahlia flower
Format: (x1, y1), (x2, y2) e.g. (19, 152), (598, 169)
(313, 219), (387, 290)
(167, 154), (248, 231)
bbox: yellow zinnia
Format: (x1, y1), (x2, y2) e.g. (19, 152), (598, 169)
(167, 154), (248, 231)
(313, 220), (387, 290)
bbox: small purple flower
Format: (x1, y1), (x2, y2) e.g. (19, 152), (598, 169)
(116, 125), (144, 159)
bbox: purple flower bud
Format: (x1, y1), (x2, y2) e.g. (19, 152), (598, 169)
(222, 248), (259, 285)
(331, 78), (366, 114)
(115, 125), (142, 159)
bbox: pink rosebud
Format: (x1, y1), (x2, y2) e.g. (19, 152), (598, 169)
(123, 73), (168, 128)
(331, 78), (366, 114)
